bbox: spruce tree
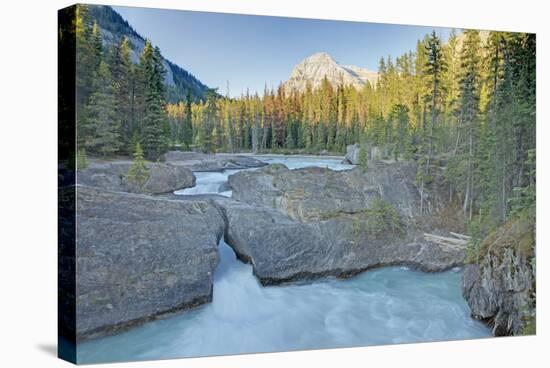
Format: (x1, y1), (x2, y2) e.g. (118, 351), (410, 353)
(358, 147), (368, 172)
(85, 60), (120, 156)
(112, 36), (134, 153)
(458, 30), (482, 217)
(181, 91), (193, 149)
(75, 5), (99, 147)
(139, 42), (169, 159)
(418, 30), (447, 212)
(127, 142), (150, 192)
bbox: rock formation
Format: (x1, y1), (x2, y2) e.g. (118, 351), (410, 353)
(284, 52), (378, 93)
(162, 151), (268, 172)
(63, 159), (496, 340)
(62, 186), (225, 340)
(463, 213), (536, 335)
(77, 160), (196, 194)
(221, 162), (466, 284)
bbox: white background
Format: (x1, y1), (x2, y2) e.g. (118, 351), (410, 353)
(0, 0), (547, 366)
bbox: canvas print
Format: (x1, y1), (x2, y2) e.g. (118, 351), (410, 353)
(58, 3), (536, 364)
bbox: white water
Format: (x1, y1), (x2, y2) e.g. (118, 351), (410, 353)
(174, 155), (353, 197)
(77, 155), (491, 364)
(175, 170), (240, 197)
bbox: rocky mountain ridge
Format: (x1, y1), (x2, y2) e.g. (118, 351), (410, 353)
(88, 5), (211, 101)
(284, 52), (378, 93)
(283, 31), (492, 94)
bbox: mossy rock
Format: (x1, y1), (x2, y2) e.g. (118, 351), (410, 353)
(479, 211), (535, 261)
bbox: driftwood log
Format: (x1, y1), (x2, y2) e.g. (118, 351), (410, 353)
(423, 232), (469, 250)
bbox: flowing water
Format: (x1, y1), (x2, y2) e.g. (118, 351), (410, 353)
(174, 155), (354, 197)
(77, 155), (491, 364)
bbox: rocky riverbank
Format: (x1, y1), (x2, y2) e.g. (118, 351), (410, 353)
(221, 162), (466, 284)
(62, 186), (225, 341)
(77, 160), (196, 194)
(65, 157), (488, 340)
(463, 212), (536, 335)
(76, 151), (268, 194)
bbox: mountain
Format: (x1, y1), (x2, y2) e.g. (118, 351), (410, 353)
(88, 5), (211, 102)
(283, 52), (378, 93)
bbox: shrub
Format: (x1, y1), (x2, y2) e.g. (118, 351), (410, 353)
(127, 142), (150, 191)
(76, 148), (88, 170)
(358, 147), (368, 172)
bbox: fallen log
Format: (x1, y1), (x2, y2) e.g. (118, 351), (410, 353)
(423, 233), (468, 250)
(449, 232), (471, 240)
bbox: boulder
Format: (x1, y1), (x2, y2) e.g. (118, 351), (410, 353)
(463, 214), (536, 336)
(77, 160), (196, 194)
(344, 144), (383, 164)
(344, 144), (360, 164)
(229, 161), (422, 221)
(210, 197), (333, 284)
(163, 151), (267, 172)
(210, 196), (465, 285)
(212, 161), (466, 285)
(65, 186), (225, 340)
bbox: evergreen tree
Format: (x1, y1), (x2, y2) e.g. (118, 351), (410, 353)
(76, 148), (88, 170)
(390, 104), (410, 160)
(75, 5), (102, 147)
(418, 30), (447, 212)
(458, 30), (482, 217)
(157, 28), (534, 242)
(85, 60), (121, 156)
(111, 36), (134, 153)
(182, 90), (193, 149)
(139, 42), (169, 159)
(358, 147), (368, 172)
(127, 142), (150, 191)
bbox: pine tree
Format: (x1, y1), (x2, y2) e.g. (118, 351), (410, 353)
(127, 142), (150, 192)
(158, 28), (534, 239)
(358, 147), (368, 172)
(391, 104), (410, 160)
(111, 36), (135, 153)
(182, 90), (193, 149)
(76, 148), (88, 170)
(419, 30), (447, 212)
(458, 30), (482, 217)
(285, 122), (295, 149)
(75, 5), (102, 147)
(85, 60), (121, 156)
(139, 42), (169, 159)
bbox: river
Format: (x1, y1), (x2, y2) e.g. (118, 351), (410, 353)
(77, 155), (491, 364)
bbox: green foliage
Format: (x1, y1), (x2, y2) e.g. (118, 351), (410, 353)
(85, 60), (121, 156)
(139, 42), (169, 160)
(127, 142), (149, 191)
(182, 91), (193, 149)
(76, 5), (207, 160)
(88, 5), (210, 102)
(76, 148), (88, 170)
(111, 36), (134, 154)
(362, 198), (404, 237)
(358, 147), (368, 172)
(508, 149), (536, 217)
(73, 8), (535, 253)
(520, 315), (536, 335)
(390, 104), (411, 160)
(318, 199), (403, 241)
(465, 219), (484, 264)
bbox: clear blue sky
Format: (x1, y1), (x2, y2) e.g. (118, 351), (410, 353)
(114, 6), (454, 97)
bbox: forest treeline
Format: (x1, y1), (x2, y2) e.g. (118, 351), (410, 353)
(74, 3), (535, 244)
(167, 29), (535, 234)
